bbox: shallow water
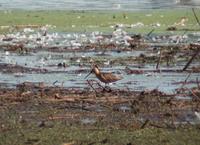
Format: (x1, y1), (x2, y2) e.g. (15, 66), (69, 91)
(0, 29), (200, 93)
(0, 50), (199, 94)
(0, 0), (200, 10)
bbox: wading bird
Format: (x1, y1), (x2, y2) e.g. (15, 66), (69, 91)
(85, 65), (122, 86)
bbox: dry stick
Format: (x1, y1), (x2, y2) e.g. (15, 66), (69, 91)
(180, 72), (191, 89)
(182, 48), (200, 71)
(196, 78), (200, 89)
(140, 119), (150, 129)
(192, 8), (200, 26)
(149, 123), (165, 129)
(147, 28), (155, 37)
(156, 48), (162, 70)
(186, 87), (200, 100)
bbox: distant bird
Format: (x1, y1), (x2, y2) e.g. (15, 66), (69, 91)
(85, 65), (122, 85)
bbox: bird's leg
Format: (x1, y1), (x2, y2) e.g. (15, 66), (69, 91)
(103, 83), (112, 92)
(86, 80), (98, 94)
(93, 80), (104, 90)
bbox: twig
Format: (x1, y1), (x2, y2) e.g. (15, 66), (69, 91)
(147, 28), (155, 37)
(192, 8), (200, 27)
(185, 87), (200, 101)
(156, 48), (162, 70)
(182, 46), (200, 71)
(140, 119), (150, 129)
(180, 73), (191, 89)
(197, 78), (200, 89)
(149, 123), (165, 129)
(53, 80), (58, 86)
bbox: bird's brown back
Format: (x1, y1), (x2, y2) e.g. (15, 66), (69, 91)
(96, 72), (122, 84)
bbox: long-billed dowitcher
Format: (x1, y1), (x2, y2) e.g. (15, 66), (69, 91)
(85, 65), (122, 85)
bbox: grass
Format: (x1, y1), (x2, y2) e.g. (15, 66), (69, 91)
(1, 120), (200, 145)
(0, 108), (200, 145)
(0, 103), (199, 145)
(0, 9), (200, 34)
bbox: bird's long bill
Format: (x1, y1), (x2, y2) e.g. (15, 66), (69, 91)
(85, 70), (92, 79)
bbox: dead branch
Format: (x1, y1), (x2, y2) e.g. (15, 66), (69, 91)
(147, 28), (155, 37)
(156, 49), (162, 70)
(192, 8), (200, 27)
(197, 78), (200, 89)
(140, 119), (150, 129)
(182, 44), (200, 71)
(186, 87), (200, 101)
(180, 73), (191, 89)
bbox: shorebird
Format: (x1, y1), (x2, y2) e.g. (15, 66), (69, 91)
(85, 65), (122, 85)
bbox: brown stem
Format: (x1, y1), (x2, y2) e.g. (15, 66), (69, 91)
(182, 46), (200, 71)
(192, 8), (200, 27)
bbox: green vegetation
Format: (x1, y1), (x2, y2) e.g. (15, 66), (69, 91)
(1, 120), (200, 145)
(0, 108), (200, 145)
(0, 9), (200, 33)
(0, 99), (199, 145)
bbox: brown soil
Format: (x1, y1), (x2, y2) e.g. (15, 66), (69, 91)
(0, 82), (199, 129)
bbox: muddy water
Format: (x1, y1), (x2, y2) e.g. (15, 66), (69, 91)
(1, 0), (200, 10)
